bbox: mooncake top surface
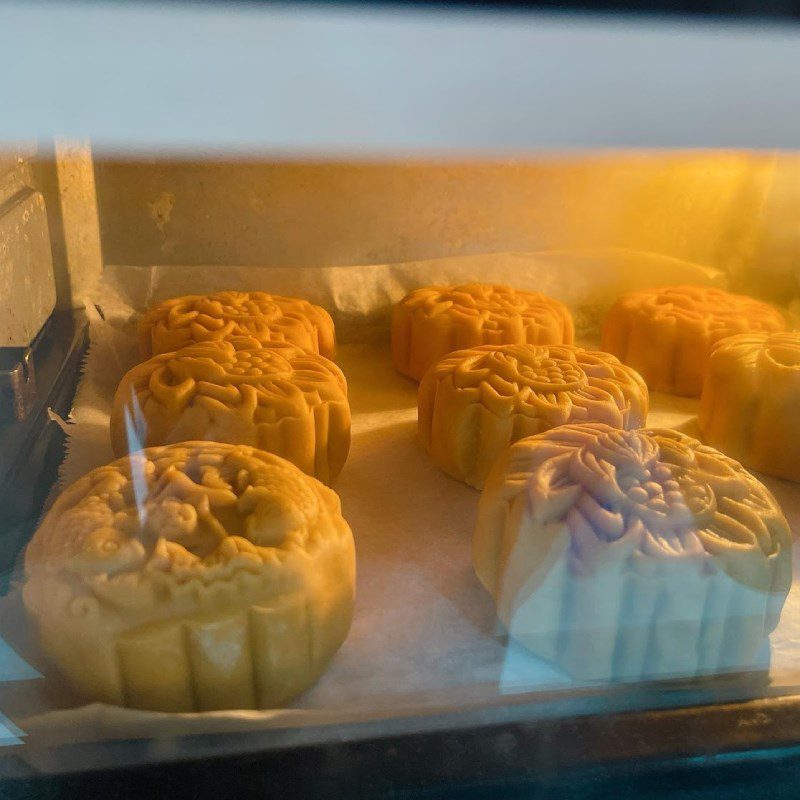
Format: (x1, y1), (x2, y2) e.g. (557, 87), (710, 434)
(491, 422), (790, 590)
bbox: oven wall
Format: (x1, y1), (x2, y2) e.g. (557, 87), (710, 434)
(33, 141), (103, 311)
(0, 144), (57, 344)
(92, 153), (800, 302)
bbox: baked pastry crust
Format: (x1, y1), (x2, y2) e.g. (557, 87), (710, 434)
(138, 291), (336, 359)
(418, 344), (648, 489)
(474, 423), (791, 681)
(392, 283), (574, 381)
(23, 442), (356, 711)
(111, 341), (350, 485)
(601, 285), (785, 397)
(699, 332), (800, 482)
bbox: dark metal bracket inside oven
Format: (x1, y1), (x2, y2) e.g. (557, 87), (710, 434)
(0, 344), (36, 422)
(0, 311), (88, 585)
(0, 315), (57, 422)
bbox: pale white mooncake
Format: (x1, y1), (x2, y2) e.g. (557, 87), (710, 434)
(111, 340), (350, 485)
(139, 290), (336, 359)
(699, 332), (800, 483)
(24, 442), (356, 712)
(392, 283), (574, 382)
(601, 285), (785, 397)
(474, 423), (791, 681)
(418, 344), (648, 489)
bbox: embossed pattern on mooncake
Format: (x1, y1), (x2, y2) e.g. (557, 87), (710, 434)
(392, 283), (574, 381)
(24, 442), (356, 711)
(419, 344), (648, 488)
(474, 423), (791, 681)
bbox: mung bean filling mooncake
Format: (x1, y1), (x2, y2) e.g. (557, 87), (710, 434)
(419, 343), (648, 488)
(392, 283), (574, 381)
(139, 290), (336, 359)
(601, 285), (785, 397)
(474, 423), (791, 682)
(700, 331), (800, 483)
(111, 340), (350, 485)
(23, 442), (356, 712)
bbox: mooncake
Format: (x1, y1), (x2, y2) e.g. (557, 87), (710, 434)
(392, 283), (574, 381)
(23, 442), (356, 712)
(699, 332), (800, 482)
(601, 286), (785, 397)
(418, 344), (648, 489)
(474, 423), (791, 681)
(111, 340), (350, 485)
(139, 291), (336, 359)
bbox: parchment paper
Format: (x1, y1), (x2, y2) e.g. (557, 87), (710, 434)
(4, 250), (800, 763)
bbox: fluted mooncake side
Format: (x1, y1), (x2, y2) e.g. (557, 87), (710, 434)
(392, 283), (574, 381)
(699, 332), (800, 482)
(474, 423), (791, 681)
(24, 442), (356, 712)
(418, 344), (648, 489)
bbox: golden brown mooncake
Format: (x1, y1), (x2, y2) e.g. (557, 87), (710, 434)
(474, 423), (791, 682)
(699, 331), (800, 482)
(601, 285), (785, 397)
(138, 290), (336, 359)
(23, 442), (356, 712)
(418, 344), (648, 489)
(111, 341), (350, 485)
(391, 283), (574, 382)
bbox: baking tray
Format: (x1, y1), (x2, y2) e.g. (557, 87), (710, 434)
(3, 258), (800, 796)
